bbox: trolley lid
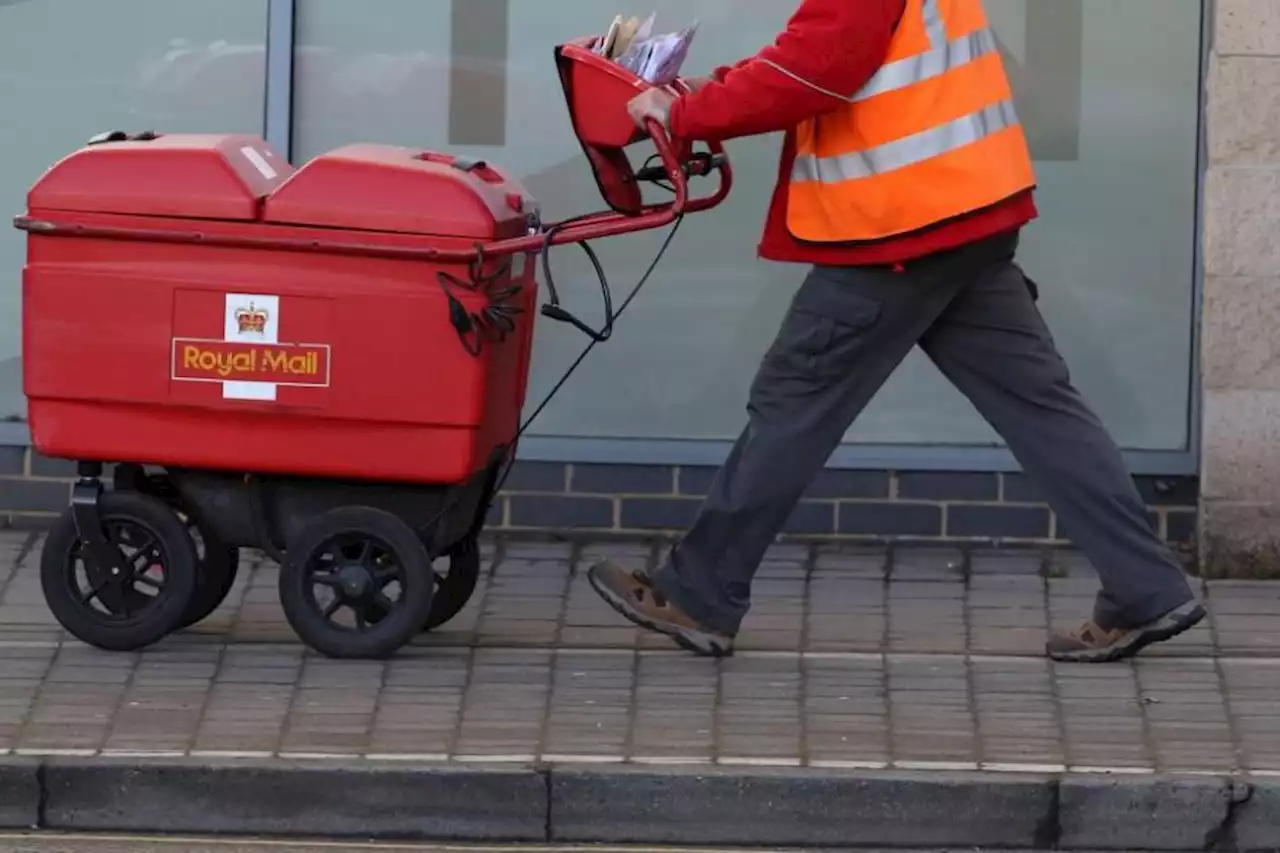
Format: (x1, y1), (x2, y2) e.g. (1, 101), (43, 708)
(25, 133), (290, 221)
(261, 144), (536, 240)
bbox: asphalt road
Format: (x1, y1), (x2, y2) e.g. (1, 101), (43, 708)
(0, 836), (1068, 853)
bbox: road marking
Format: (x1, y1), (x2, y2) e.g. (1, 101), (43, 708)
(982, 762), (1067, 773)
(540, 753), (625, 764)
(0, 748), (1264, 775)
(717, 756), (802, 767)
(808, 759), (889, 770)
(452, 753), (535, 764)
(894, 760), (979, 771)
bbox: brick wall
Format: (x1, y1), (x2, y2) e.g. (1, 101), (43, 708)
(490, 461), (1197, 547)
(0, 445), (1197, 547)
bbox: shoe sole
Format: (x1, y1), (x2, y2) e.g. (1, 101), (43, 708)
(588, 569), (733, 658)
(1049, 603), (1207, 664)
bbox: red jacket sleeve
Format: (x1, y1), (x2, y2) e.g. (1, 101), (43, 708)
(669, 0), (905, 142)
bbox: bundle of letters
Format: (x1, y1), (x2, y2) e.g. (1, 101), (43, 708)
(595, 13), (699, 86)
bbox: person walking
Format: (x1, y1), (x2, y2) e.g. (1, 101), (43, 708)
(587, 0), (1205, 663)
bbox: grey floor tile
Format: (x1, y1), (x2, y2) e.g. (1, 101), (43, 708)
(0, 531), (1273, 774)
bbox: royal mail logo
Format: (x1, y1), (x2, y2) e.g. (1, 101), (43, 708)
(170, 293), (330, 402)
(172, 339), (330, 386)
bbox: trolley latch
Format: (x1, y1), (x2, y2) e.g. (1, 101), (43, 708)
(86, 130), (161, 145)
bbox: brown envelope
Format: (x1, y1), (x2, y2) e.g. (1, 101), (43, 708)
(611, 16), (641, 58)
(599, 15), (623, 56)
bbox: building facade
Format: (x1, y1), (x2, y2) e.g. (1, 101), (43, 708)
(1202, 0), (1280, 576)
(0, 0), (1265, 572)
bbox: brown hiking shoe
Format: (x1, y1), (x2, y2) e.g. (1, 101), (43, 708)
(1047, 599), (1206, 663)
(587, 561), (735, 657)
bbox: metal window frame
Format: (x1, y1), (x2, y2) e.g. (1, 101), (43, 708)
(1184, 0), (1213, 476)
(513, 437), (1200, 475)
(264, 0), (296, 159)
(0, 0), (1211, 481)
(0, 0), (295, 445)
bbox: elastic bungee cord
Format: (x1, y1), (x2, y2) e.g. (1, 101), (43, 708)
(423, 157), (685, 535)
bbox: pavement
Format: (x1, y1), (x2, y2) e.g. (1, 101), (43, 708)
(0, 532), (1278, 848)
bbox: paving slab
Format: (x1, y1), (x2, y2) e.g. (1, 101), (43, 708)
(0, 532), (1275, 847)
(0, 535), (1275, 770)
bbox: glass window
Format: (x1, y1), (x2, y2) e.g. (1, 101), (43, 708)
(0, 0), (267, 420)
(295, 0), (1203, 452)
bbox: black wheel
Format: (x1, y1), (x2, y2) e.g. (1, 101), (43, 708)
(362, 537), (483, 633)
(107, 468), (240, 627)
(422, 537), (482, 631)
(102, 512), (240, 630)
(178, 520), (240, 629)
(279, 506), (434, 659)
(40, 491), (198, 651)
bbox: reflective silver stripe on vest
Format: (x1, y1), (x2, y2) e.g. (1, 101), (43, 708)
(791, 99), (1020, 184)
(922, 0), (947, 50)
(854, 26), (998, 102)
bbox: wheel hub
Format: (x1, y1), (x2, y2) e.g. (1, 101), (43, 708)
(336, 564), (372, 599)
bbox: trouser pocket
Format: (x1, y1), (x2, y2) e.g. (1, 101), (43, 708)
(751, 288), (884, 406)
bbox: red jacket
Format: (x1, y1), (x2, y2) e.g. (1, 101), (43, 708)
(666, 0), (1038, 267)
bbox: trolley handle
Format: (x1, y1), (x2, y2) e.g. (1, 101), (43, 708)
(641, 116), (688, 215)
(439, 120), (731, 264)
(532, 121), (732, 248)
(635, 151), (727, 184)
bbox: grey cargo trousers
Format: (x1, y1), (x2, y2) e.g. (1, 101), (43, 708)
(649, 230), (1195, 636)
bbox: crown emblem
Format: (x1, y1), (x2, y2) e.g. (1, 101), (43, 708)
(235, 301), (268, 334)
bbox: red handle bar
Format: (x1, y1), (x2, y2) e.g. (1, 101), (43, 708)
(477, 118), (732, 260)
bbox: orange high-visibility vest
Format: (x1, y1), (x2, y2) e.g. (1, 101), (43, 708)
(786, 0), (1036, 243)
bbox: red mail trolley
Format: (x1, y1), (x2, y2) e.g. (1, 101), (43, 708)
(14, 40), (732, 659)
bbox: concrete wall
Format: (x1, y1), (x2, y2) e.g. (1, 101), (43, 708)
(1201, 0), (1280, 576)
